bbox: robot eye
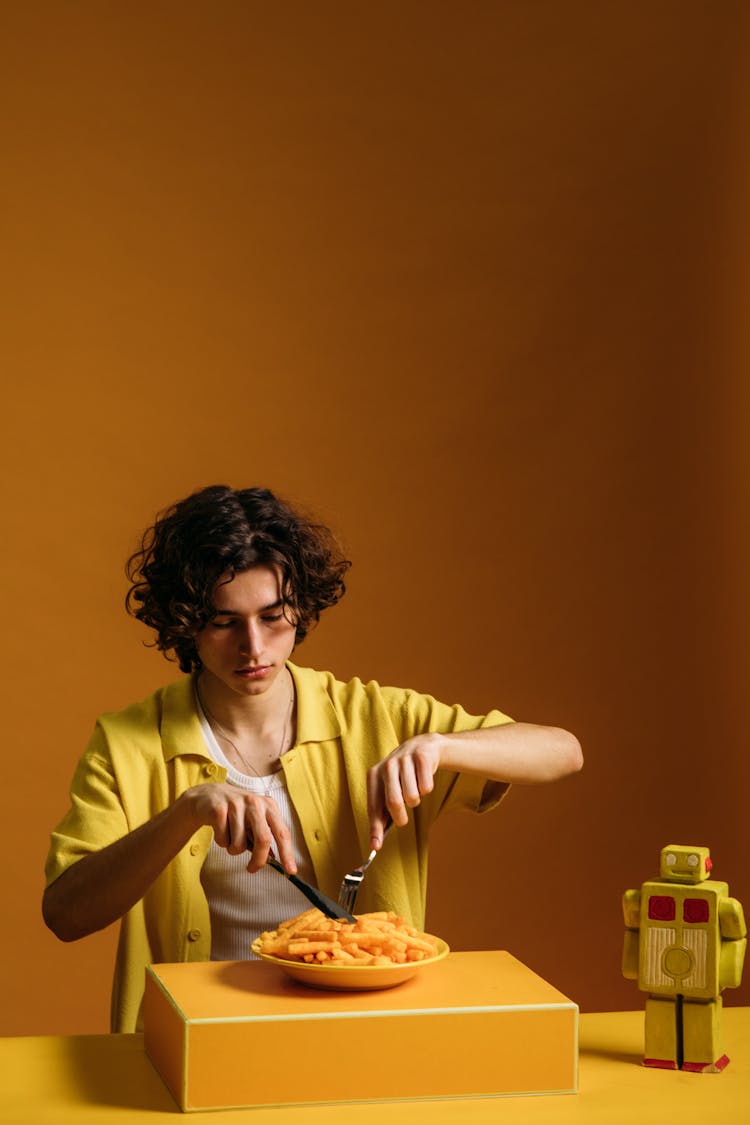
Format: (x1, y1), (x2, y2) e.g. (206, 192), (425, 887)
(665, 853), (677, 866)
(687, 854), (699, 867)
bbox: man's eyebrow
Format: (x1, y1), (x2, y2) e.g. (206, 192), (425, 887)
(212, 598), (284, 616)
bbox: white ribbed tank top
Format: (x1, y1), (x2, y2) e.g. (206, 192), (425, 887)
(195, 698), (316, 961)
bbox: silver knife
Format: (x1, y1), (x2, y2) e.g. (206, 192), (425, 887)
(265, 856), (356, 922)
(238, 825), (355, 922)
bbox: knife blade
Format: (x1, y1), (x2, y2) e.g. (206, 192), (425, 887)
(265, 856), (356, 922)
(236, 823), (355, 922)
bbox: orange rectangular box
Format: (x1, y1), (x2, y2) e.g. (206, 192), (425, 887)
(144, 951), (578, 1111)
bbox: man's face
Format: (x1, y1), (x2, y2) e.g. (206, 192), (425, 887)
(195, 565), (297, 700)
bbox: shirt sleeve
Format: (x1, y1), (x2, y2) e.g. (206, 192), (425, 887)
(44, 724), (129, 887)
(393, 689), (515, 819)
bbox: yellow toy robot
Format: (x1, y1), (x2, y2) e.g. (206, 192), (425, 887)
(622, 845), (746, 1072)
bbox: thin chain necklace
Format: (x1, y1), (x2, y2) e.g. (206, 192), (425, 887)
(196, 681), (294, 798)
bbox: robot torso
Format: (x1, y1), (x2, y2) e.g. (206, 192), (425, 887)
(637, 878), (727, 999)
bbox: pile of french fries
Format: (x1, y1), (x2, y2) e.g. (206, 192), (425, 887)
(256, 908), (440, 966)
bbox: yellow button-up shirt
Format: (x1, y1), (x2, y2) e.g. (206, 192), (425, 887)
(45, 663), (512, 1032)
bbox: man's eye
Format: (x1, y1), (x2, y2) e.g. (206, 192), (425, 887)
(211, 620), (235, 629)
(263, 614), (284, 623)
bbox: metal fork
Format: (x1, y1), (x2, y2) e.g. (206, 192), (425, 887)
(337, 815), (393, 914)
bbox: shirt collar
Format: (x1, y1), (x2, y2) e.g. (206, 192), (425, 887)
(287, 661), (343, 743)
(161, 676), (209, 762)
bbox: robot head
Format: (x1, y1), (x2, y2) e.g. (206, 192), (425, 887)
(660, 845), (712, 884)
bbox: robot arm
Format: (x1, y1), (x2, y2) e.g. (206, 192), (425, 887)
(718, 897), (746, 941)
(622, 888), (640, 980)
(719, 897), (747, 990)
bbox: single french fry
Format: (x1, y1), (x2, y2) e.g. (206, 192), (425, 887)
(292, 929), (341, 942)
(404, 935), (438, 955)
(329, 946), (357, 962)
(288, 940), (340, 956)
(305, 918), (343, 934)
(277, 908), (319, 932)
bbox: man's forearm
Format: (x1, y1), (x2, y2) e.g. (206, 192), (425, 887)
(437, 722), (583, 784)
(42, 793), (201, 941)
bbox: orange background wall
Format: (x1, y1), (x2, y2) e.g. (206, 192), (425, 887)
(2, 2), (749, 1035)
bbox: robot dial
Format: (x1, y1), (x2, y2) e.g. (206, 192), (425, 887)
(662, 946), (694, 980)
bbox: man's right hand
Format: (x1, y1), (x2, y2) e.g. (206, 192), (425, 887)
(183, 782), (297, 873)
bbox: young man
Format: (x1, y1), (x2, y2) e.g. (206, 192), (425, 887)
(43, 484), (582, 1031)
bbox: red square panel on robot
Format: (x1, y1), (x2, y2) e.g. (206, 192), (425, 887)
(648, 895), (676, 921)
(683, 898), (710, 923)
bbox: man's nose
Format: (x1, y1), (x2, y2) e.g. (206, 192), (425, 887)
(239, 620), (262, 656)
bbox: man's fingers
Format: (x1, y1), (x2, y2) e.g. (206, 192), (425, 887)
(208, 791), (297, 875)
(396, 756), (421, 808)
(366, 737), (441, 848)
(383, 759), (409, 827)
(212, 807), (231, 849)
(264, 807), (297, 874)
(367, 764), (390, 849)
(245, 822), (273, 871)
(242, 800), (297, 875)
(369, 811), (388, 851)
(414, 747), (437, 796)
(226, 805), (249, 855)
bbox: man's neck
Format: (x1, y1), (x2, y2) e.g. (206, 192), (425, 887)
(195, 667), (294, 738)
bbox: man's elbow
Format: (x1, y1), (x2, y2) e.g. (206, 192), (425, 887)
(510, 723), (584, 783)
(42, 884), (81, 943)
(548, 728), (583, 781)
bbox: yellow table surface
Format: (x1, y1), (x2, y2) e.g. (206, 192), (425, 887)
(2, 1007), (749, 1123)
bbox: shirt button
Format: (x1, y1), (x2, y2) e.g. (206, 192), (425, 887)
(314, 830), (322, 842)
(189, 843), (201, 856)
(202, 763), (217, 778)
(187, 929), (201, 942)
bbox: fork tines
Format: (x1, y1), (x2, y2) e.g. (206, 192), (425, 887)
(338, 870), (366, 915)
(337, 818), (393, 914)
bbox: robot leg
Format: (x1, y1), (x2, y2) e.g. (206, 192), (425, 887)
(643, 995), (678, 1068)
(681, 997), (729, 1073)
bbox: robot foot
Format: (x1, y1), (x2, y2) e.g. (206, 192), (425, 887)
(643, 1059), (678, 1070)
(681, 1055), (730, 1074)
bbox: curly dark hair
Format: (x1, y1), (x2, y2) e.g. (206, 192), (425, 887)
(125, 485), (351, 672)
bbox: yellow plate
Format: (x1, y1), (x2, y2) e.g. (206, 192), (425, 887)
(251, 936), (449, 991)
